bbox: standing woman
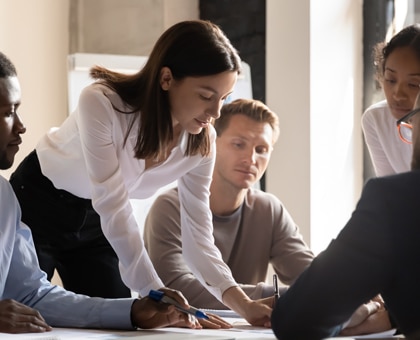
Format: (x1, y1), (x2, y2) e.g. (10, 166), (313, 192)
(362, 24), (420, 177)
(10, 20), (272, 326)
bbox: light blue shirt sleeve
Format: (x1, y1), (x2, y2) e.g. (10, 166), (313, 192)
(0, 176), (134, 329)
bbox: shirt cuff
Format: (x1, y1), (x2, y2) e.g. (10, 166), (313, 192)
(100, 298), (135, 329)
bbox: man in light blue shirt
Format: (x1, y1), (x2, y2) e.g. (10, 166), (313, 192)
(0, 51), (201, 334)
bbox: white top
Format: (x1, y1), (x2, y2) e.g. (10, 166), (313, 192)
(36, 83), (237, 300)
(361, 100), (412, 177)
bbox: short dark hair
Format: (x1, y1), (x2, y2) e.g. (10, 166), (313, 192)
(215, 98), (280, 144)
(0, 52), (17, 78)
(374, 24), (420, 86)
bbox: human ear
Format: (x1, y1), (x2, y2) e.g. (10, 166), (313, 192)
(159, 67), (173, 91)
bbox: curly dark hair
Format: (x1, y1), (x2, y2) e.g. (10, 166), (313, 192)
(0, 52), (17, 78)
(374, 24), (420, 87)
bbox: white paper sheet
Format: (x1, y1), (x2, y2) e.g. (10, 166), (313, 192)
(324, 328), (402, 339)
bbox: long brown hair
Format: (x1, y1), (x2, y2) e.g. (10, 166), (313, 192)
(90, 20), (241, 160)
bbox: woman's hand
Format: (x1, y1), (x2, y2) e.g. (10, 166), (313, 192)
(222, 286), (272, 328)
(157, 288), (231, 329)
(198, 312), (232, 329)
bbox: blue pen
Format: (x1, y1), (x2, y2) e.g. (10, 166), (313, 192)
(148, 290), (209, 320)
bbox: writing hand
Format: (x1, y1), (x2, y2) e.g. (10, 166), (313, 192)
(131, 296), (200, 329)
(222, 286), (272, 328)
(133, 287), (212, 329)
(0, 299), (52, 334)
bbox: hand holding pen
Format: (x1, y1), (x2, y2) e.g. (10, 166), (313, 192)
(149, 289), (209, 320)
(131, 295), (199, 329)
(148, 289), (232, 329)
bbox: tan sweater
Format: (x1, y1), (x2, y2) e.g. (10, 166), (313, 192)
(144, 187), (314, 309)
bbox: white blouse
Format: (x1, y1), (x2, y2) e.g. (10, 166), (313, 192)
(362, 100), (412, 177)
(36, 83), (236, 300)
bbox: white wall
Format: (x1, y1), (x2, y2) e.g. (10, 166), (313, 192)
(1, 0), (70, 179)
(266, 0), (364, 254)
(70, 0), (199, 55)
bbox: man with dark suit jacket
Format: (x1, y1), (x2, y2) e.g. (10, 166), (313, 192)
(271, 96), (420, 339)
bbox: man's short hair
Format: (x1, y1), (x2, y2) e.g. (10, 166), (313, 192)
(214, 98), (280, 144)
(0, 52), (17, 78)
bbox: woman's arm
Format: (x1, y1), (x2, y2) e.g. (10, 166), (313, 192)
(76, 85), (163, 295)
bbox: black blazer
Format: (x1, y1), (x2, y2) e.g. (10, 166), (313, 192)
(271, 170), (420, 340)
